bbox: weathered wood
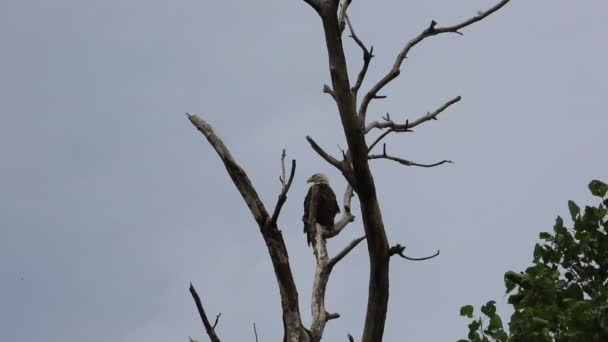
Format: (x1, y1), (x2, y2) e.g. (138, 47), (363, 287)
(188, 114), (309, 342)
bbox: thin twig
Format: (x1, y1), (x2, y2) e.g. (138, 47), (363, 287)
(344, 13), (373, 101)
(279, 149), (286, 186)
(212, 313), (222, 330)
(189, 283), (221, 342)
(270, 152), (297, 226)
(329, 236), (367, 268)
(407, 96), (462, 129)
(348, 333), (355, 342)
(359, 0), (510, 123)
(369, 144), (453, 168)
(367, 128), (395, 153)
(253, 322), (259, 342)
(365, 96), (461, 134)
(306, 136), (343, 170)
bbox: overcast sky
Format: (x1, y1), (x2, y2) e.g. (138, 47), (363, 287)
(1, 0), (607, 341)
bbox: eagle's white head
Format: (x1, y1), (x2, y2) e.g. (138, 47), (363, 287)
(307, 173), (330, 185)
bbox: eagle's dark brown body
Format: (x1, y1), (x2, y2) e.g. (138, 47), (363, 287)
(303, 183), (340, 246)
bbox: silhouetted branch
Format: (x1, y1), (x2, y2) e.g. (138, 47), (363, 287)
(306, 136), (343, 170)
(389, 244), (440, 261)
(270, 150), (296, 226)
(407, 96), (462, 129)
(189, 283), (221, 342)
(369, 144), (453, 168)
(365, 96), (460, 135)
(188, 114), (307, 340)
(212, 313), (221, 330)
(344, 13), (374, 101)
(367, 127), (396, 153)
(253, 322), (259, 342)
(329, 236), (367, 268)
(348, 333), (355, 342)
(359, 0), (510, 122)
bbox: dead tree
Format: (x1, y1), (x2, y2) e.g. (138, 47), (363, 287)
(187, 1), (512, 341)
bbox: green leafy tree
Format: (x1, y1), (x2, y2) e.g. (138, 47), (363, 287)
(458, 180), (608, 342)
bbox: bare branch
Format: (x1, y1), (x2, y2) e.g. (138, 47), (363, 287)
(188, 114), (308, 340)
(327, 312), (341, 321)
(359, 0), (510, 122)
(348, 333), (355, 342)
(187, 114), (267, 226)
(306, 136), (347, 174)
(389, 244), (440, 261)
(369, 144), (453, 168)
(364, 96), (461, 153)
(436, 0), (511, 33)
(407, 96), (461, 129)
(212, 313), (222, 330)
(344, 13), (374, 101)
(253, 322), (259, 342)
(189, 283), (221, 342)
(367, 128), (396, 154)
(338, 0), (352, 34)
(328, 184), (355, 237)
(329, 236), (367, 268)
(270, 154), (296, 226)
(279, 149), (286, 185)
(323, 84), (337, 102)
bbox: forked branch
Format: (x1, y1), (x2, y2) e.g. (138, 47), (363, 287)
(359, 0), (510, 122)
(187, 113), (308, 341)
(365, 96), (461, 134)
(270, 150), (296, 226)
(189, 283), (221, 342)
(344, 13), (374, 101)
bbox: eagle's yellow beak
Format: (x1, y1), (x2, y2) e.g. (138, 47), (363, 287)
(306, 176), (314, 183)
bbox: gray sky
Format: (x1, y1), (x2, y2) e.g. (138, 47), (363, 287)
(1, 0), (606, 341)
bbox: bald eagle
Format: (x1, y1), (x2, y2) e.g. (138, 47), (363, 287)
(303, 173), (340, 246)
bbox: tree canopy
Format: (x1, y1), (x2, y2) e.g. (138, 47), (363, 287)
(459, 180), (608, 342)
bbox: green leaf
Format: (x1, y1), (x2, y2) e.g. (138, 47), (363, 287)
(568, 200), (580, 220)
(554, 216), (565, 234)
(539, 232), (552, 240)
(489, 314), (504, 330)
(589, 179), (608, 198)
(533, 243), (544, 261)
(460, 305), (474, 318)
(468, 320), (482, 341)
(481, 300), (497, 317)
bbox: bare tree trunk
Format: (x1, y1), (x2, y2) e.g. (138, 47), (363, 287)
(317, 5), (391, 342)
